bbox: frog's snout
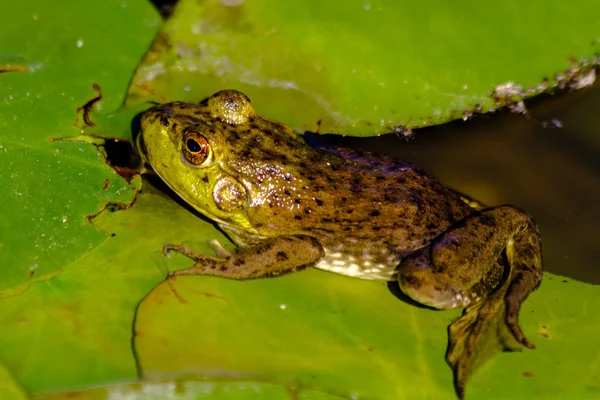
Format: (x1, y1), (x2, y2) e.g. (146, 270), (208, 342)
(397, 249), (469, 310)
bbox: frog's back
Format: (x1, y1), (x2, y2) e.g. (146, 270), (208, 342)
(239, 132), (473, 280)
(302, 147), (473, 279)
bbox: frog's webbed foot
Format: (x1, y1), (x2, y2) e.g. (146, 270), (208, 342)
(165, 235), (324, 280)
(446, 258), (528, 399)
(397, 205), (542, 398)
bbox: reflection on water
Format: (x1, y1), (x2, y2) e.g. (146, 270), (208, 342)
(311, 84), (600, 284)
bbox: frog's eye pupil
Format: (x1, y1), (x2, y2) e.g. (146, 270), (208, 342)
(182, 132), (211, 166)
(186, 138), (201, 152)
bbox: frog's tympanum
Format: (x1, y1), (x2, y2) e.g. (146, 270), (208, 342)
(137, 90), (543, 398)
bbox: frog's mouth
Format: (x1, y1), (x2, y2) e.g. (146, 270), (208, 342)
(135, 132), (149, 166)
(135, 132), (165, 180)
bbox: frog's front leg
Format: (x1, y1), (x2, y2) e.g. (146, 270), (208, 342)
(165, 235), (324, 279)
(398, 205), (542, 344)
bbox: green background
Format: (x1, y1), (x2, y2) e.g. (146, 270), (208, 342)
(0, 0), (598, 399)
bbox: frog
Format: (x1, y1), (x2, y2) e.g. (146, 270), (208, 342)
(136, 90), (543, 398)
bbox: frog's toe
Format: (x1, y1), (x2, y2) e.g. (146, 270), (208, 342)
(503, 266), (541, 348)
(209, 239), (234, 258)
(163, 243), (187, 257)
(163, 244), (173, 257)
(505, 299), (535, 349)
(506, 321), (535, 349)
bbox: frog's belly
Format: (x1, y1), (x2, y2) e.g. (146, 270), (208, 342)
(316, 247), (399, 280)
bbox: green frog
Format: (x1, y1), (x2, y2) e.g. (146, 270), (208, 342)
(136, 90), (542, 397)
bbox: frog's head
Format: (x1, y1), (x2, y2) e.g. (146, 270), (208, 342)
(137, 90), (265, 233)
(137, 90), (305, 235)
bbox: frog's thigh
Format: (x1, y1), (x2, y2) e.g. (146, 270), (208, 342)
(171, 235), (324, 279)
(397, 205), (542, 311)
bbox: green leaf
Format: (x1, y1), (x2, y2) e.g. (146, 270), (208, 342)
(0, 183), (221, 394)
(134, 262), (600, 399)
(34, 381), (346, 399)
(0, 0), (160, 292)
(2, 1), (600, 399)
(0, 362), (28, 400)
(0, 0), (160, 394)
(127, 0), (600, 135)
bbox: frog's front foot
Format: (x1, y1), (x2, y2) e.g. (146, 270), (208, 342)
(164, 243), (209, 260)
(163, 243), (223, 278)
(396, 205), (542, 398)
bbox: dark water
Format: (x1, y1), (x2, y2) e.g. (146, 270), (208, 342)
(312, 83), (600, 285)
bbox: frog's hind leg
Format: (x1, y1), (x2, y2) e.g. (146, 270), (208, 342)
(397, 205), (542, 341)
(396, 205), (542, 397)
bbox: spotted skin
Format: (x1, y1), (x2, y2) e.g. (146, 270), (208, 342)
(137, 90), (543, 397)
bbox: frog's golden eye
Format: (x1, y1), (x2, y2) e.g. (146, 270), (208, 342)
(182, 131), (211, 166)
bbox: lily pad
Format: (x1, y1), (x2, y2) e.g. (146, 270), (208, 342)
(1, 0), (600, 399)
(0, 0), (159, 292)
(35, 381), (346, 399)
(133, 246), (600, 400)
(0, 0), (160, 394)
(0, 362), (27, 400)
(0, 181), (225, 394)
(127, 0), (600, 135)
